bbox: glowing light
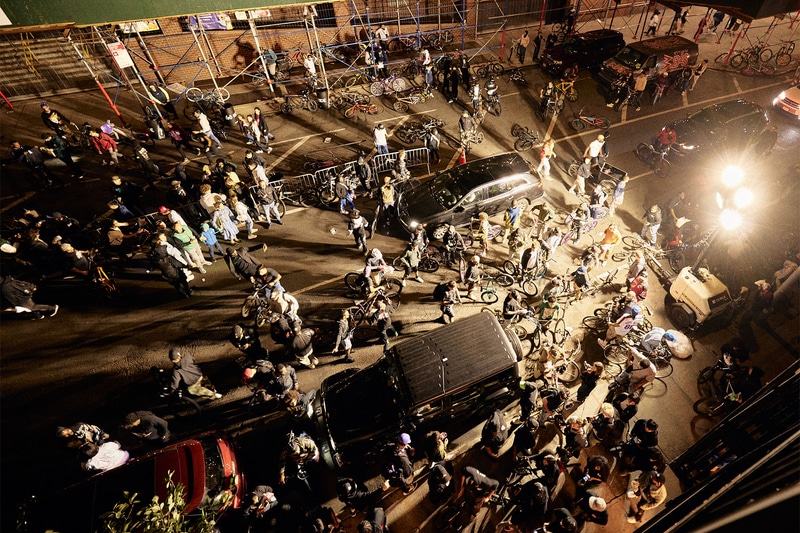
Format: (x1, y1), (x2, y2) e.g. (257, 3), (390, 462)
(720, 209), (742, 229)
(733, 188), (753, 209)
(721, 166), (744, 188)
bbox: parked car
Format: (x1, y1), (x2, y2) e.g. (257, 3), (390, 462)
(19, 433), (245, 533)
(597, 35), (698, 87)
(313, 312), (523, 470)
(397, 153), (544, 240)
(540, 29), (625, 78)
(664, 99), (770, 157)
(773, 84), (800, 120)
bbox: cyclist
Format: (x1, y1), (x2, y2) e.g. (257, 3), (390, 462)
(484, 75), (499, 113)
(653, 126), (677, 153)
(458, 110), (477, 145)
(570, 265), (592, 300)
(363, 248), (392, 294)
(442, 225), (465, 266)
(470, 80), (482, 114)
(652, 72), (669, 105)
(570, 202), (591, 244)
(539, 81), (556, 116)
(456, 466), (499, 521)
(464, 255), (482, 300)
(277, 431), (319, 485)
(598, 304), (643, 348)
(502, 290), (529, 322)
(564, 63), (579, 82)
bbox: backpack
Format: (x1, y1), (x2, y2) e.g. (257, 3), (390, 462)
(433, 282), (448, 302)
(481, 409), (508, 445)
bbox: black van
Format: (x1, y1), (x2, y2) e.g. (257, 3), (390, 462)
(313, 312), (523, 470)
(597, 35), (699, 87)
(540, 29), (626, 78)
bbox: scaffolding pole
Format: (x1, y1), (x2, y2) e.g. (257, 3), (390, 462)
(189, 25), (221, 91)
(69, 33), (127, 126)
(133, 26), (165, 85)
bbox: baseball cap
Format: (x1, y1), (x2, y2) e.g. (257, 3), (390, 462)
(589, 496), (607, 512)
(158, 206), (169, 214)
(399, 433), (412, 445)
(664, 331), (676, 342)
(40, 102), (49, 107)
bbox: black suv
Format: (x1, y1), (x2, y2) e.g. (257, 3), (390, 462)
(665, 99), (770, 157)
(540, 29), (625, 78)
(313, 312), (523, 470)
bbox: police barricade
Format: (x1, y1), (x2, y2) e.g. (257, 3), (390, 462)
(371, 147), (430, 179)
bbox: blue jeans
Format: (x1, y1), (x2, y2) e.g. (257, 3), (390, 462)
(376, 144), (389, 155)
(204, 129), (223, 148)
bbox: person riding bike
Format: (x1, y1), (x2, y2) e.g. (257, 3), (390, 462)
(653, 126), (676, 153)
(484, 76), (499, 112)
(442, 225), (465, 266)
(278, 431), (319, 485)
(459, 111), (477, 145)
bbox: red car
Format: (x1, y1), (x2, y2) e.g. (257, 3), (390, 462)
(20, 433), (245, 533)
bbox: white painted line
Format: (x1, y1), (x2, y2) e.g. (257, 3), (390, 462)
(0, 191), (36, 213)
(270, 128), (346, 147)
(267, 138), (312, 174)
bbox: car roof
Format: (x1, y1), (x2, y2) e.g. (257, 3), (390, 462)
(448, 153), (535, 191)
(32, 439), (207, 533)
(628, 35), (696, 54)
(708, 99), (764, 121)
(573, 29), (623, 42)
(390, 312), (518, 405)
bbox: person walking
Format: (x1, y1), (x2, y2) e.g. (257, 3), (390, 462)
(333, 309), (355, 362)
(425, 127), (441, 164)
(537, 139), (555, 176)
(254, 177), (283, 228)
(440, 280), (462, 323)
(645, 10), (660, 36)
(689, 59), (709, 91)
(608, 176), (629, 217)
(373, 124), (389, 155)
(598, 223), (621, 266)
(569, 157), (591, 197)
(641, 205), (662, 246)
(168, 349), (222, 399)
(583, 134), (605, 166)
(173, 221), (209, 273)
(347, 209), (370, 254)
(398, 242), (424, 286)
(193, 109), (223, 150)
(518, 30), (530, 63)
(632, 71), (648, 111)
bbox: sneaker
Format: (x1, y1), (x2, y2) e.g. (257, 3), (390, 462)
(266, 147), (273, 154)
(214, 392), (223, 399)
(75, 174), (84, 180)
(203, 261), (212, 265)
(597, 339), (608, 349)
(255, 149), (264, 154)
(602, 261), (607, 267)
(415, 276), (424, 283)
(342, 356), (355, 363)
(199, 269), (207, 274)
(274, 220), (283, 225)
(606, 103), (614, 107)
(247, 234), (257, 239)
(48, 305), (59, 317)
(401, 279), (407, 287)
(205, 147), (210, 153)
(258, 215), (266, 221)
(195, 148), (202, 156)
(251, 228), (259, 233)
(186, 273), (195, 281)
(635, 107), (641, 111)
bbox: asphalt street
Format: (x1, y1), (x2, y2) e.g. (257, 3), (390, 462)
(1, 27), (799, 532)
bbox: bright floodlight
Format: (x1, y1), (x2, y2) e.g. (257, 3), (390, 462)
(733, 187), (754, 209)
(720, 209), (742, 229)
(721, 165), (744, 188)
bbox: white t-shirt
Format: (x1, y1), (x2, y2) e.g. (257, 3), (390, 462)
(588, 139), (604, 158)
(303, 56), (316, 75)
(374, 127), (388, 146)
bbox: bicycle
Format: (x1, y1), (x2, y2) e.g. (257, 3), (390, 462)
(344, 71), (374, 88)
(773, 39), (795, 67)
(151, 366), (202, 418)
(740, 54), (777, 76)
(390, 59), (422, 80)
(316, 168), (358, 206)
(280, 90), (318, 114)
(388, 34), (419, 53)
(344, 101), (382, 118)
(541, 92), (565, 119)
(560, 209), (607, 245)
(555, 78), (578, 102)
(715, 39), (771, 68)
(370, 73), (407, 96)
(569, 107), (611, 131)
(634, 142), (671, 178)
(392, 89), (429, 112)
(480, 306), (530, 343)
(347, 283), (402, 328)
(241, 283), (275, 327)
(447, 129), (484, 154)
(462, 217), (503, 251)
(477, 270), (515, 303)
(185, 86), (230, 105)
(509, 124), (541, 153)
(302, 153), (342, 172)
(276, 48), (317, 73)
(427, 30), (454, 50)
(506, 68), (528, 87)
(331, 91), (370, 110)
(472, 61), (505, 79)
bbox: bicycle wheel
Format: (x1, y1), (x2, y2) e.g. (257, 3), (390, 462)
(511, 124), (524, 137)
(212, 87), (231, 102)
(729, 53), (744, 68)
(556, 360), (581, 384)
(307, 100), (318, 112)
(550, 318), (566, 345)
(241, 296), (257, 318)
(392, 78), (407, 93)
(383, 279), (403, 310)
(420, 257), (440, 273)
(653, 357), (674, 378)
(569, 118), (587, 131)
(255, 307), (269, 328)
(567, 162), (579, 177)
(277, 200), (286, 217)
(496, 273), (514, 287)
(318, 187), (336, 206)
(280, 102), (294, 115)
(503, 260), (519, 275)
(368, 104), (382, 114)
(634, 143), (652, 164)
(714, 52), (729, 65)
(565, 89), (578, 102)
(393, 101), (409, 113)
(170, 395), (202, 418)
(611, 251), (631, 263)
(668, 250), (684, 273)
(693, 397), (725, 417)
(758, 48), (773, 62)
(477, 66), (489, 79)
(481, 290), (499, 304)
(582, 315), (605, 332)
(298, 189), (320, 208)
(776, 52), (792, 67)
(760, 64), (776, 75)
(530, 327), (542, 350)
(514, 138), (533, 152)
(370, 82), (385, 96)
(653, 159), (671, 179)
(740, 65), (756, 76)
(491, 63), (505, 75)
(604, 344), (628, 365)
(185, 87), (204, 102)
(622, 235), (643, 248)
(344, 272), (363, 291)
(520, 278), (539, 298)
(344, 106), (357, 118)
(493, 101), (502, 116)
(475, 132), (484, 144)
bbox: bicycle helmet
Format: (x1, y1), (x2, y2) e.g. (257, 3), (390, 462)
(471, 255), (481, 264)
(169, 349), (181, 361)
(462, 111), (469, 117)
(371, 248), (383, 259)
(631, 305), (641, 315)
(337, 479), (355, 498)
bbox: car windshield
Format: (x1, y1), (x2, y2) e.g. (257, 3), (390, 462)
(687, 108), (725, 130)
(431, 171), (468, 209)
(324, 360), (405, 444)
(614, 46), (648, 69)
(200, 437), (226, 504)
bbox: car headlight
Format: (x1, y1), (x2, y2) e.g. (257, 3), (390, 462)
(552, 59), (562, 65)
(409, 221), (418, 228)
(778, 91), (786, 100)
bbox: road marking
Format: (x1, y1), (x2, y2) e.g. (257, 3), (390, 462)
(733, 77), (742, 93)
(267, 137), (311, 174)
(0, 191), (36, 212)
(294, 274), (341, 295)
(682, 91), (689, 106)
(270, 128), (346, 147)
